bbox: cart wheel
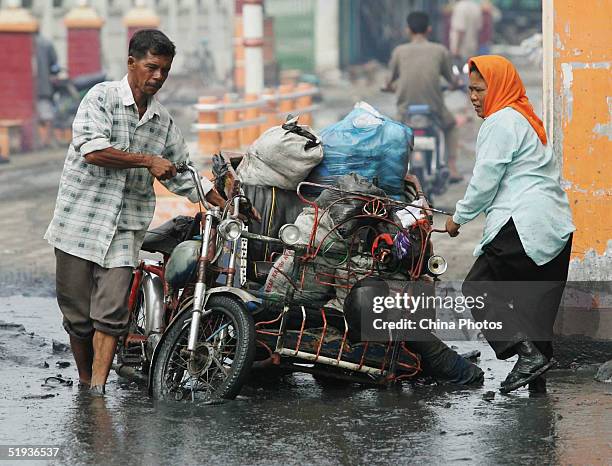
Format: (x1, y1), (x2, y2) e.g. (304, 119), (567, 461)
(151, 295), (255, 401)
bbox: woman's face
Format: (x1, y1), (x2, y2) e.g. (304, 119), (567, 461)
(469, 71), (488, 118)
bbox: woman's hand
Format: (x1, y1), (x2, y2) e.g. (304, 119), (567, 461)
(446, 217), (461, 237)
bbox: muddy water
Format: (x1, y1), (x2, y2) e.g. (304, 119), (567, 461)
(1, 295), (610, 466)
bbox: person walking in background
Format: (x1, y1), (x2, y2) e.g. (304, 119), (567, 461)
(385, 11), (463, 182)
(35, 31), (60, 148)
(449, 0), (483, 64)
(446, 56), (575, 394)
(477, 0), (500, 55)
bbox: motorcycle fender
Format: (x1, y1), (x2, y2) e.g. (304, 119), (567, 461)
(203, 287), (260, 307)
(413, 136), (436, 151)
(147, 287), (260, 394)
(142, 272), (165, 335)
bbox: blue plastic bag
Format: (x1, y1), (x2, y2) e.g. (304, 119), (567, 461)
(309, 102), (413, 199)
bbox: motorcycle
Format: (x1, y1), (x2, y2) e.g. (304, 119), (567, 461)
(404, 104), (449, 203)
(51, 71), (107, 130)
(387, 63), (468, 204)
(115, 159), (480, 401)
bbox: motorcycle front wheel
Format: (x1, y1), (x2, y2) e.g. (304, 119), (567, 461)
(151, 295), (255, 402)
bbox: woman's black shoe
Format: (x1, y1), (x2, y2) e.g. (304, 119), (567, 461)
(500, 341), (554, 394)
(528, 375), (547, 394)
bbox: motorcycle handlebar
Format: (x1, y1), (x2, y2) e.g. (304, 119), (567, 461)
(174, 162), (212, 210)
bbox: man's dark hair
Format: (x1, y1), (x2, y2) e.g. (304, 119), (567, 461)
(407, 12), (429, 34)
(128, 29), (176, 59)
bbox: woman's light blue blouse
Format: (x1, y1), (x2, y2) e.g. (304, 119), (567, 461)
(453, 107), (575, 266)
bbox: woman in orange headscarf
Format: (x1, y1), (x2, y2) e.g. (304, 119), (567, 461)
(445, 56), (575, 394)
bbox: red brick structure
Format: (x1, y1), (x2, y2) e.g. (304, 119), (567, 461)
(64, 5), (104, 78)
(0, 6), (38, 151)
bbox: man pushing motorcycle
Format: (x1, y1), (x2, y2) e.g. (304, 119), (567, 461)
(45, 29), (225, 396)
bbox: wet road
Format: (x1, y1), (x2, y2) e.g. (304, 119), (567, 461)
(1, 296), (611, 465)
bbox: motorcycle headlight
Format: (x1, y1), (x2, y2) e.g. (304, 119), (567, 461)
(279, 224), (301, 246)
(218, 218), (244, 241)
(427, 255), (447, 276)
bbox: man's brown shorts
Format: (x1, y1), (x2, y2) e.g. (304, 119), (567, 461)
(55, 249), (133, 339)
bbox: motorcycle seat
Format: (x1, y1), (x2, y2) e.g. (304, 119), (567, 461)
(72, 72), (107, 91)
(141, 215), (200, 256)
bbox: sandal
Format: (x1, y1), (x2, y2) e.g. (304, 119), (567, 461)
(43, 375), (74, 387)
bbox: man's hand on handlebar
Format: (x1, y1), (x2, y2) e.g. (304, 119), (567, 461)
(148, 157), (177, 180)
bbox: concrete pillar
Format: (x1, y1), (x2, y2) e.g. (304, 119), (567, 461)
(314, 0), (340, 77)
(543, 0), (612, 358)
(233, 16), (245, 91)
(38, 0), (54, 39)
(123, 0), (160, 43)
(166, 0), (181, 70)
(544, 0), (612, 281)
(0, 1), (38, 151)
(243, 0), (264, 95)
(64, 1), (104, 78)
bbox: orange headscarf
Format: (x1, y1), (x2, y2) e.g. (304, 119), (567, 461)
(468, 55), (547, 146)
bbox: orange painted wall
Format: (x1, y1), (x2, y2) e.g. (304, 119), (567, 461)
(554, 1), (612, 265)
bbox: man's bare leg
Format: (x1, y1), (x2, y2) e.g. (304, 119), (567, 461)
(90, 330), (119, 389)
(70, 335), (94, 386)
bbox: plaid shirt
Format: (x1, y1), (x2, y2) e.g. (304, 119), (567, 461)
(45, 76), (213, 268)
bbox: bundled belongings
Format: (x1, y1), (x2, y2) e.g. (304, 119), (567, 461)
(263, 250), (336, 305)
(315, 173), (387, 238)
(262, 205), (343, 304)
(241, 184), (303, 280)
(237, 116), (323, 190)
(309, 102), (413, 199)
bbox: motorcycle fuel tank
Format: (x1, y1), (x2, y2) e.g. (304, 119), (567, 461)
(165, 240), (201, 288)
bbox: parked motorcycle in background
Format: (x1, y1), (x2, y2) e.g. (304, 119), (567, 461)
(51, 71), (107, 131)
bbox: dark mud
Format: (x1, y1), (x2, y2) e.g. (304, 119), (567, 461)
(1, 295), (610, 465)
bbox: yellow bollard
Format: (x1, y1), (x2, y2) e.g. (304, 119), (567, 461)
(240, 93), (260, 147)
(198, 96), (221, 155)
(221, 93), (240, 150)
(278, 84), (296, 121)
(260, 88), (279, 134)
(295, 83), (313, 126)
